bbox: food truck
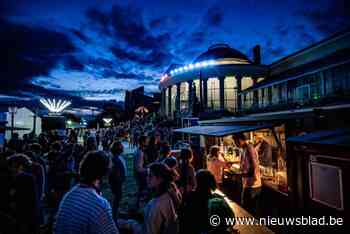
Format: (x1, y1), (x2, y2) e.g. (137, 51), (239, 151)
(174, 122), (288, 200)
(174, 104), (350, 221)
(287, 128), (350, 223)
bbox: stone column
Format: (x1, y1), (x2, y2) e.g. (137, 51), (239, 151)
(252, 77), (259, 108)
(219, 76), (225, 111)
(202, 78), (208, 110)
(176, 83), (181, 112)
(168, 87), (172, 117)
(188, 80), (193, 114)
(236, 75), (242, 112)
(160, 89), (164, 114)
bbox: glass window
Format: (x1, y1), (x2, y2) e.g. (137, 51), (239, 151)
(243, 92), (253, 110)
(193, 79), (200, 100)
(165, 88), (169, 115)
(224, 76), (237, 112)
(170, 85), (177, 116)
(310, 73), (322, 100)
(296, 84), (310, 103)
(207, 78), (220, 110)
(241, 77), (253, 90)
(257, 77), (265, 83)
(272, 85), (279, 104)
(258, 88), (264, 108)
(276, 82), (288, 104)
(180, 82), (189, 111)
(324, 69), (333, 95)
(264, 87), (270, 106)
(333, 65), (348, 94)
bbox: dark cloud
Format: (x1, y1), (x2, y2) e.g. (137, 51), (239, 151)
(0, 0), (16, 18)
(149, 17), (164, 29)
(70, 28), (91, 43)
(63, 55), (85, 71)
(110, 4), (170, 50)
(88, 57), (115, 69)
(101, 70), (138, 79)
(0, 18), (76, 94)
(111, 46), (173, 68)
(205, 6), (223, 26)
(86, 4), (171, 51)
(189, 31), (207, 45)
(86, 8), (110, 29)
(297, 0), (350, 36)
(268, 47), (285, 57)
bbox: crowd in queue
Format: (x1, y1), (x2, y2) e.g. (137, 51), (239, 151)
(0, 116), (241, 234)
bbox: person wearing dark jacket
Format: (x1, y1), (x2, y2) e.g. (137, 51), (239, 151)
(7, 154), (40, 234)
(109, 141), (126, 219)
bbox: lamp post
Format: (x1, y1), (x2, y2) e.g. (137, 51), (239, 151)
(8, 106), (18, 139)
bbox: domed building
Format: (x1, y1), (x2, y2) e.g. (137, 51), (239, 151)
(159, 44), (268, 118)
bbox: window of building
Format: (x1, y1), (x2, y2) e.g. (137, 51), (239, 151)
(258, 88), (264, 108)
(193, 79), (200, 100)
(310, 73), (322, 100)
(324, 69), (334, 95)
(296, 85), (310, 103)
(243, 92), (253, 110)
(267, 87), (272, 105)
(264, 87), (270, 106)
(333, 64), (349, 94)
(241, 77), (253, 90)
(180, 82), (189, 112)
(257, 77), (265, 83)
(224, 76), (237, 112)
(170, 85), (177, 116)
(272, 85), (280, 104)
(165, 88), (169, 115)
(280, 83), (288, 103)
(207, 78), (220, 110)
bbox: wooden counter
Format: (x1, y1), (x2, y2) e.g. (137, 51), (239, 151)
(215, 190), (274, 234)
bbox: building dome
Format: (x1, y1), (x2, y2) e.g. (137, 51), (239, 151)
(194, 43), (250, 63)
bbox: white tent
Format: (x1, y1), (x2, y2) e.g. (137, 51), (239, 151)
(6, 107), (41, 139)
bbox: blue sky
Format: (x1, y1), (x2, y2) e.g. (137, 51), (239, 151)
(0, 0), (349, 103)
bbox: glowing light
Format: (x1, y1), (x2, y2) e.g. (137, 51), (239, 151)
(67, 120), (72, 125)
(103, 118), (113, 125)
(168, 59), (223, 76)
(40, 98), (71, 113)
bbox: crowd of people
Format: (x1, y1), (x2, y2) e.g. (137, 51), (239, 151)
(0, 116), (250, 234)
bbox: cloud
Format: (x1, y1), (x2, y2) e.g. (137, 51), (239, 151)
(70, 28), (91, 43)
(31, 70), (159, 101)
(204, 6), (223, 26)
(63, 55), (85, 71)
(111, 46), (173, 68)
(0, 18), (76, 94)
(297, 0), (350, 36)
(86, 4), (171, 52)
(149, 17), (164, 29)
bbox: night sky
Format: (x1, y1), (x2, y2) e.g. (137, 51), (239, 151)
(1, 0), (349, 103)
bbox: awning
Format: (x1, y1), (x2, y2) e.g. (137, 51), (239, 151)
(174, 123), (273, 137)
